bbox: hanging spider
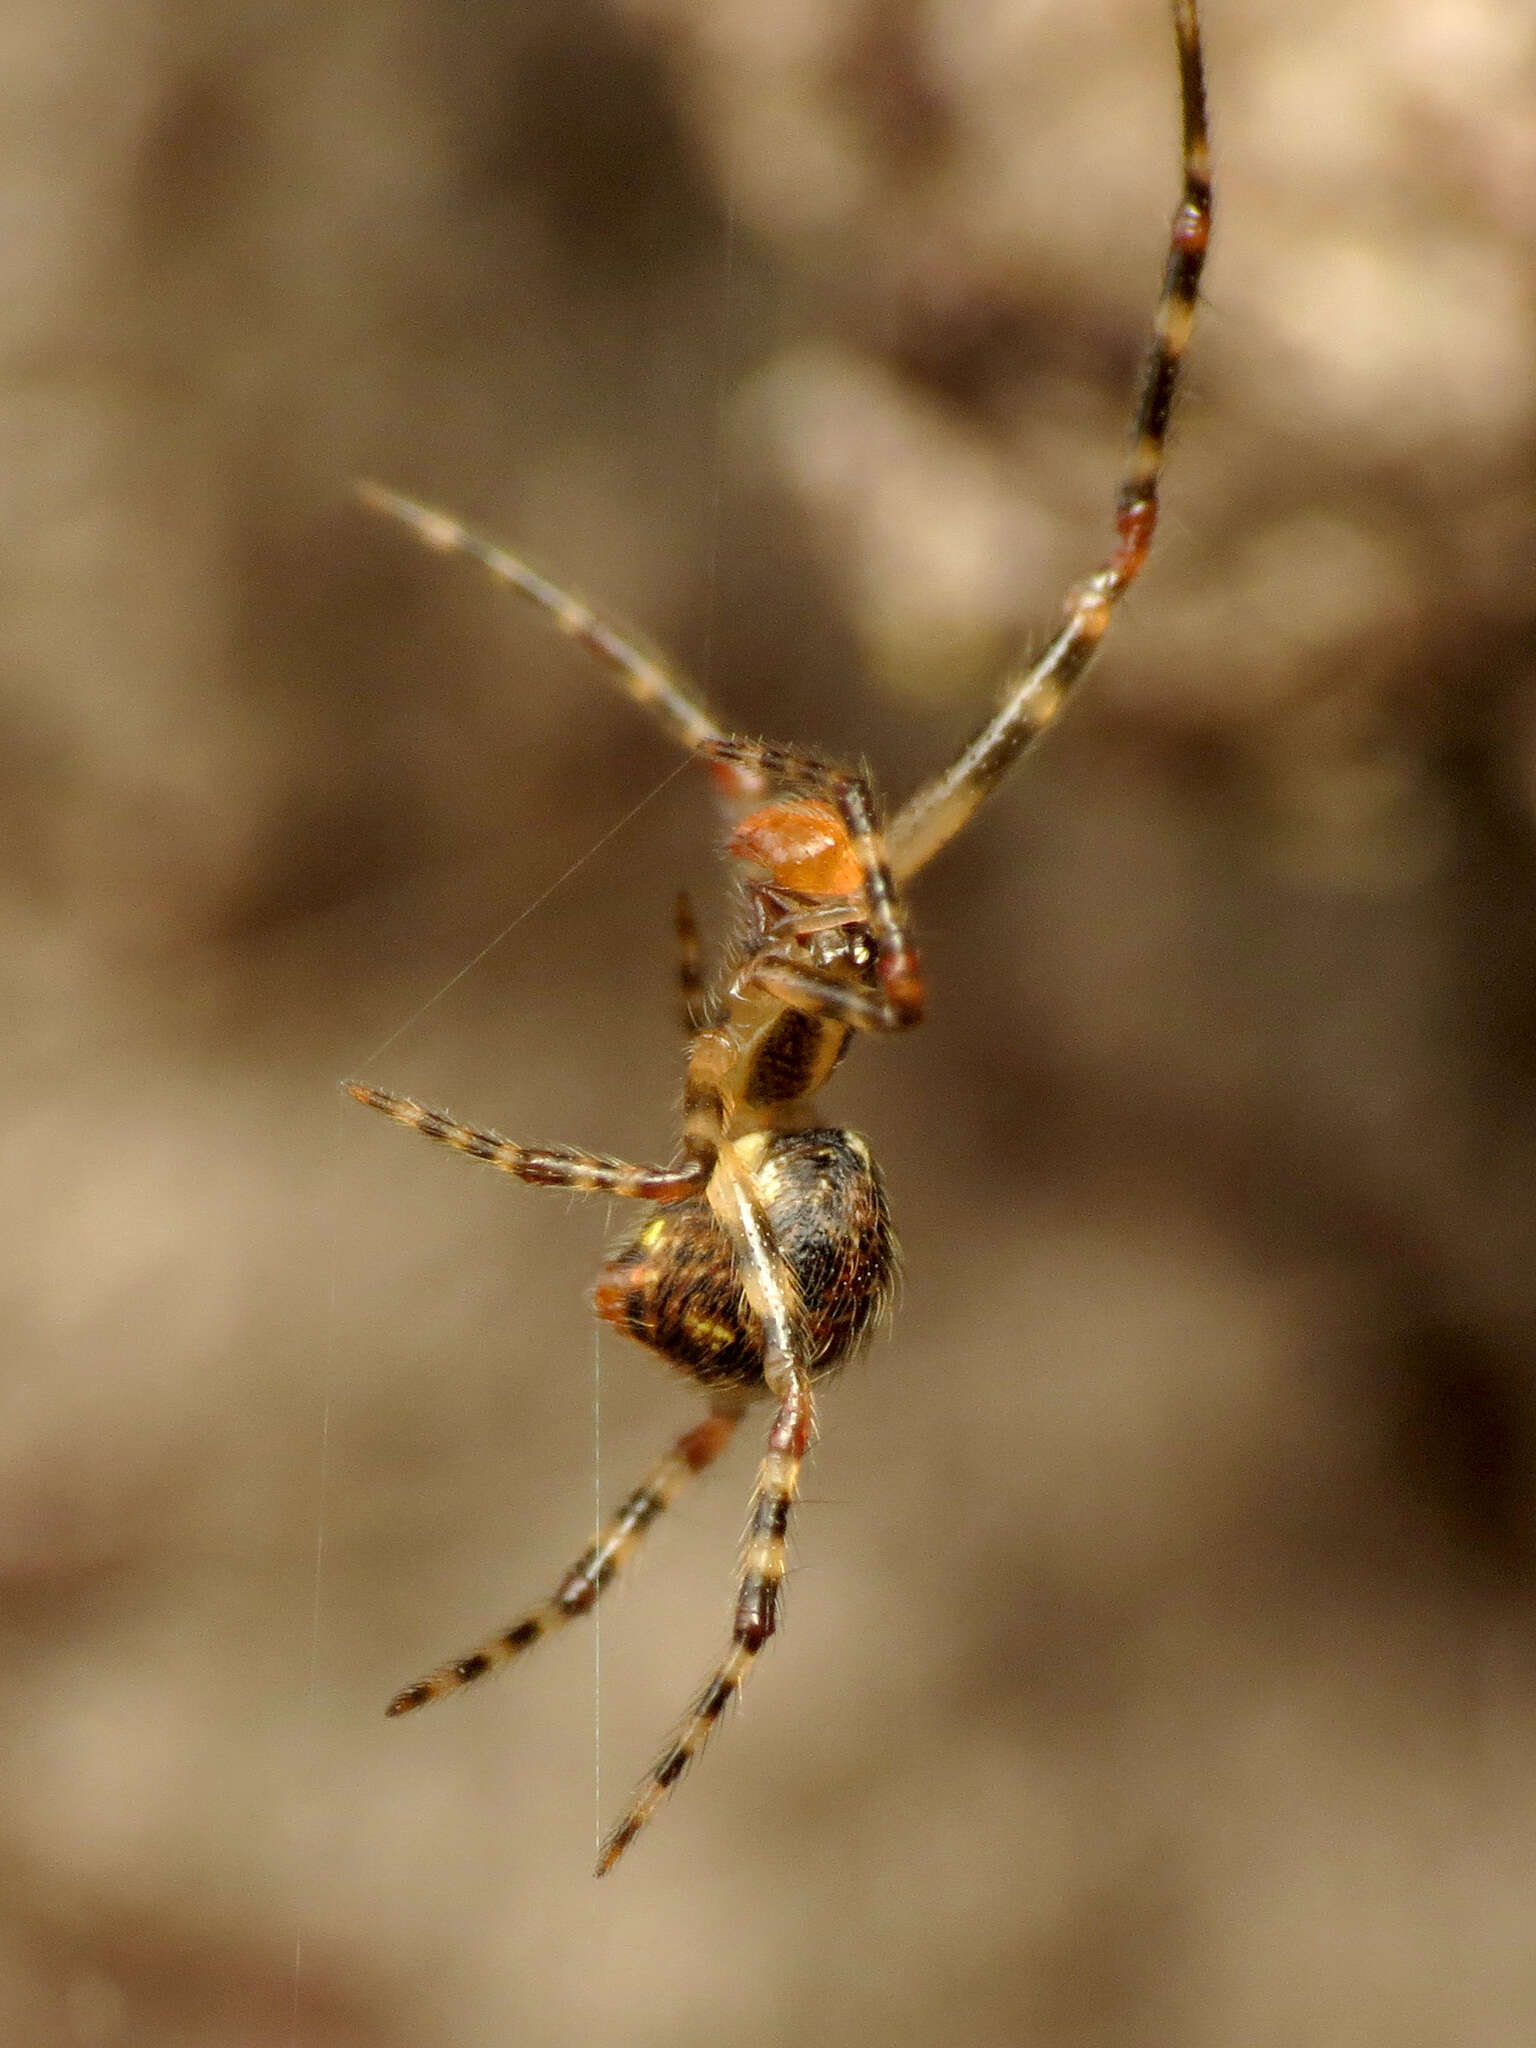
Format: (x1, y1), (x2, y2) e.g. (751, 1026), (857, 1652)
(348, 0), (1211, 1875)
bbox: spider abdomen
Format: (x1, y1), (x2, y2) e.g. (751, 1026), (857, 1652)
(594, 1128), (896, 1394)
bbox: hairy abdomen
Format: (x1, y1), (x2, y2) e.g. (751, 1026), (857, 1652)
(594, 1128), (895, 1393)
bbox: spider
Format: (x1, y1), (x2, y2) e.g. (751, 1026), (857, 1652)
(348, 0), (1210, 1875)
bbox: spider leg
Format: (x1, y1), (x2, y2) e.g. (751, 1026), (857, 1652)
(597, 1362), (812, 1875)
(742, 956), (913, 1033)
(386, 1400), (745, 1715)
(596, 1140), (810, 1873)
(358, 483), (764, 802)
(886, 0), (1212, 882)
(345, 1083), (707, 1201)
(704, 737), (923, 1026)
(674, 888), (707, 1036)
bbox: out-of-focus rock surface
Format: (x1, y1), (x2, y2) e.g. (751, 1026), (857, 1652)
(2, 2), (1534, 2042)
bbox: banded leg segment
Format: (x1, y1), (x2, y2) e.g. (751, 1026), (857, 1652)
(887, 0), (1212, 882)
(387, 1405), (742, 1716)
(358, 483), (764, 803)
(596, 1370), (813, 1874)
(674, 889), (706, 1036)
(597, 1135), (810, 1872)
(346, 1083), (707, 1201)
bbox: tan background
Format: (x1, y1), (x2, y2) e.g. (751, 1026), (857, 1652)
(3, 0), (1535, 2042)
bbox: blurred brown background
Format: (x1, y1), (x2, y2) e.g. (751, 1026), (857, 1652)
(2, 0), (1534, 2042)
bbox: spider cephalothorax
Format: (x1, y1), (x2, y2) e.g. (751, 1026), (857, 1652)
(348, 0), (1210, 1874)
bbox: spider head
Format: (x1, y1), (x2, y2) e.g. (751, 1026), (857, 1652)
(728, 798), (862, 899)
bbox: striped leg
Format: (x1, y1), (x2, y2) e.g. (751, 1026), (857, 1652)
(887, 0), (1212, 882)
(596, 1368), (812, 1875)
(675, 888), (707, 1036)
(357, 483), (765, 803)
(387, 1404), (743, 1716)
(595, 1133), (809, 1873)
(346, 1083), (706, 1201)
